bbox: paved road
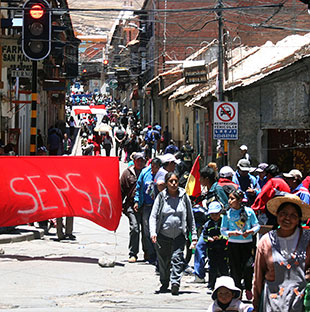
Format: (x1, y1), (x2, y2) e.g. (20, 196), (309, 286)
(0, 129), (213, 311)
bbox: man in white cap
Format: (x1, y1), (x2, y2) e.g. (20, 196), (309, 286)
(155, 153), (179, 192)
(217, 166), (239, 196)
(239, 144), (251, 165)
(283, 169), (310, 204)
(133, 158), (162, 263)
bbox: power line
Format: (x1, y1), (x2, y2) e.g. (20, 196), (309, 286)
(177, 18), (218, 32)
(224, 18), (310, 33)
(0, 3), (283, 13)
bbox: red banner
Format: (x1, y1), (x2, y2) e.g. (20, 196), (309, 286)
(0, 156), (122, 231)
(73, 105), (106, 115)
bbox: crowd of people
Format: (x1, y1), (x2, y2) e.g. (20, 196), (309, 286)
(71, 98), (195, 167)
(67, 91), (112, 106)
(120, 141), (310, 312)
(9, 86), (310, 311)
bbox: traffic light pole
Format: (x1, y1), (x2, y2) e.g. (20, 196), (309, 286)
(30, 60), (37, 155)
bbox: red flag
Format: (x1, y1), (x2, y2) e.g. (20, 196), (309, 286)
(74, 108), (92, 115)
(185, 155), (201, 198)
(73, 105), (106, 115)
(0, 156), (122, 231)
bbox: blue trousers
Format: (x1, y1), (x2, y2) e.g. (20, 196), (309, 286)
(193, 235), (208, 279)
(142, 204), (156, 261)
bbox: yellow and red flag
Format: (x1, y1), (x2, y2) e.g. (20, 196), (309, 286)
(185, 155), (201, 197)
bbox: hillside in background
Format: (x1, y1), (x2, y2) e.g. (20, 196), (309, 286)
(68, 0), (143, 37)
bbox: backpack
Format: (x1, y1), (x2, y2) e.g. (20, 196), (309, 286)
(152, 130), (160, 141)
(145, 130), (154, 144)
(222, 184), (237, 198)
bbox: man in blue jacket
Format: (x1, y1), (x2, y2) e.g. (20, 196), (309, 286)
(133, 158), (162, 263)
(232, 159), (260, 206)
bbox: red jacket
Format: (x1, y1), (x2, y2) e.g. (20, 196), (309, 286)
(302, 176), (310, 191)
(251, 177), (290, 213)
(218, 178), (239, 190)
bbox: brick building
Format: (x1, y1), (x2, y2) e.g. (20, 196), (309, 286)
(131, 0), (310, 170)
(138, 0), (310, 76)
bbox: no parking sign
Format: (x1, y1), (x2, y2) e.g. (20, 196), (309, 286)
(213, 102), (238, 140)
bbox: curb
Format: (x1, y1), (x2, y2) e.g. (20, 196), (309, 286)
(0, 226), (44, 244)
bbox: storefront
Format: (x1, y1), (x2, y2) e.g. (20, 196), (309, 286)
(268, 129), (310, 176)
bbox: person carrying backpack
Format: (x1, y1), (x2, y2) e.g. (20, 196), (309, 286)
(144, 125), (154, 159)
(190, 166), (228, 283)
(217, 166), (239, 197)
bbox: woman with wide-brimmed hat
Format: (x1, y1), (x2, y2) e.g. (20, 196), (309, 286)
(253, 194), (310, 312)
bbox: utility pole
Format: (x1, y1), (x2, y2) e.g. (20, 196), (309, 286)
(218, 0), (223, 102)
(217, 0), (228, 165)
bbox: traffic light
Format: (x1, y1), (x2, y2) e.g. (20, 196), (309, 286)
(22, 0), (51, 61)
(51, 10), (68, 65)
(103, 59), (109, 71)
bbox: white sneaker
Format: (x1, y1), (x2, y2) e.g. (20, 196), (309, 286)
(183, 266), (195, 275)
(189, 275), (205, 283)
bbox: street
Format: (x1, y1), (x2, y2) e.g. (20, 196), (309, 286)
(0, 0), (307, 310)
(0, 134), (212, 311)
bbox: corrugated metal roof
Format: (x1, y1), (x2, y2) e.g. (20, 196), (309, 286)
(169, 83), (200, 100)
(144, 67), (183, 88)
(182, 33), (310, 107)
(226, 34), (310, 90)
(184, 85), (216, 107)
(158, 78), (185, 96)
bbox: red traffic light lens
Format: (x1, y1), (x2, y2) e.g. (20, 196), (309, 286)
(30, 4), (44, 19)
(103, 59), (109, 65)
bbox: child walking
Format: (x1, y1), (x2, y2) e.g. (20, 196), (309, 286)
(202, 201), (228, 292)
(220, 189), (260, 300)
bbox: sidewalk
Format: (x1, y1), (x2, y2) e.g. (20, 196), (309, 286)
(0, 225), (44, 244)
